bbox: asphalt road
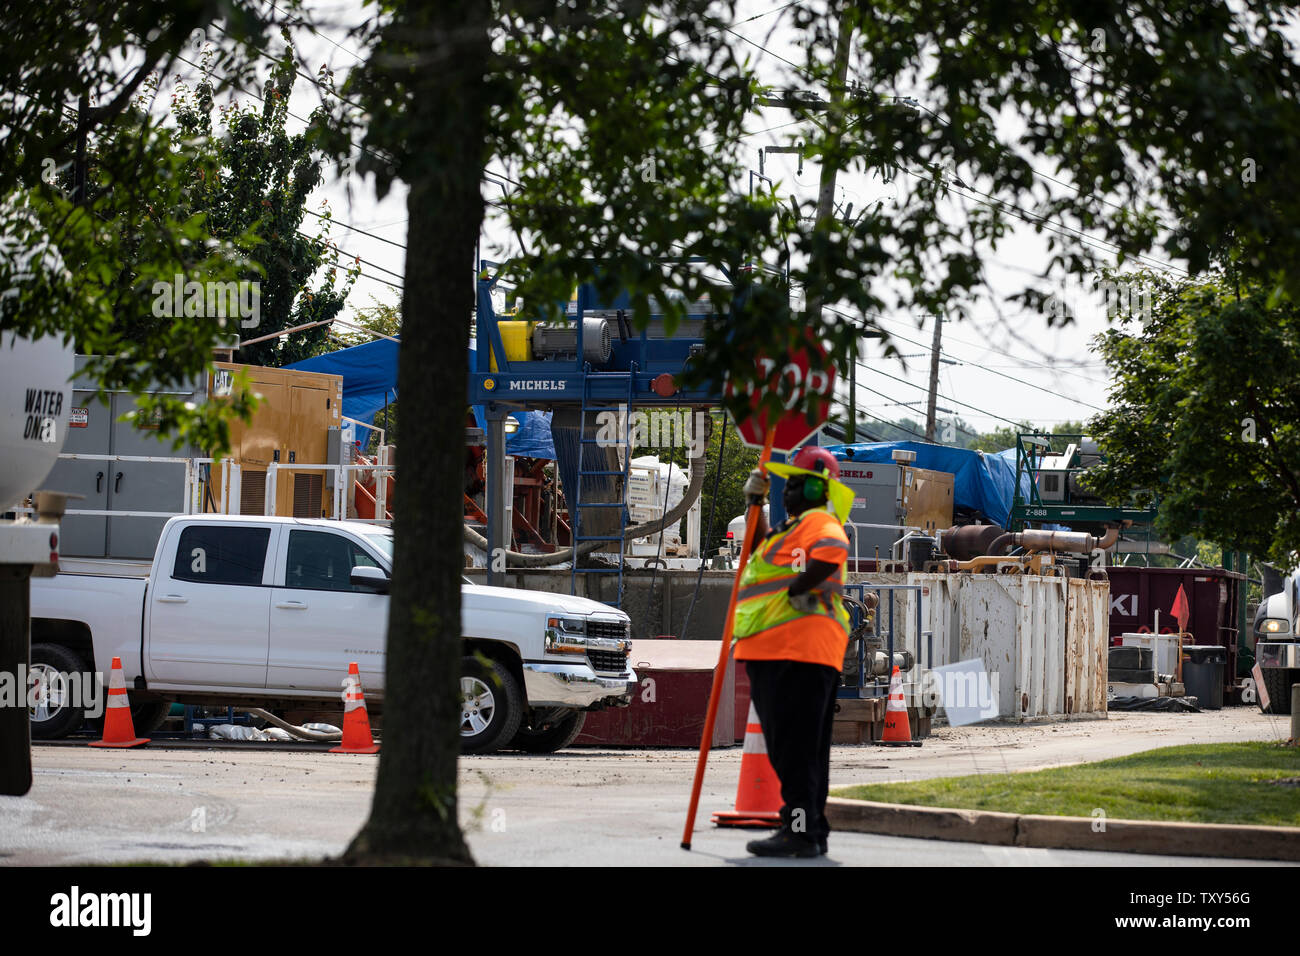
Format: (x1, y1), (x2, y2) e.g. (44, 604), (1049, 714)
(1, 706), (1294, 867)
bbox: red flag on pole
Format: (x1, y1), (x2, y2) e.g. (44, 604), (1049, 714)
(1170, 584), (1190, 634)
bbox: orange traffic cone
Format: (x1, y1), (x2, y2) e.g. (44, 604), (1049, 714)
(712, 703), (783, 828)
(331, 662), (379, 754)
(88, 657), (149, 748)
(877, 665), (921, 747)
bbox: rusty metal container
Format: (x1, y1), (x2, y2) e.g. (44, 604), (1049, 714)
(852, 570), (1109, 719)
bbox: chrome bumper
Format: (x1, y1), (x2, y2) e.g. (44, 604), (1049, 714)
(1258, 642), (1300, 669)
(522, 662), (638, 709)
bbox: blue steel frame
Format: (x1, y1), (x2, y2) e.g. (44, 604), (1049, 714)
(840, 583), (928, 699)
(469, 262), (725, 411)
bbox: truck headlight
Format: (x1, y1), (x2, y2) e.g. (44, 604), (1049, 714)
(545, 616), (587, 655)
(1259, 619), (1288, 634)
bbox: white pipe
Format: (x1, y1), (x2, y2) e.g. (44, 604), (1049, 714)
(244, 708), (343, 742)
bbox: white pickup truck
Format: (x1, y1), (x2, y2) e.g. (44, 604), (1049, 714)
(28, 514), (635, 753)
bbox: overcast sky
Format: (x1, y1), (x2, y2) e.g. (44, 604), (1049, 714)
(193, 0), (1196, 443)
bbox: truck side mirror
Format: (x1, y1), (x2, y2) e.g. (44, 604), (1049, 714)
(351, 566), (390, 594)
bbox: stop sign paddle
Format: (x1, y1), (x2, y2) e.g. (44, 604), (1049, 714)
(729, 343), (837, 452)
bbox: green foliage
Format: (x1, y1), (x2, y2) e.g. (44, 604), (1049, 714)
(966, 421), (1087, 454)
(0, 4), (273, 194)
(3, 120), (262, 454)
(161, 34), (357, 366)
(1088, 273), (1300, 567)
(0, 3), (303, 454)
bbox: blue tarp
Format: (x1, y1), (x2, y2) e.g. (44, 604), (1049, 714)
(822, 440), (1035, 529)
(286, 337), (400, 426)
(470, 405), (556, 458)
(286, 337), (556, 458)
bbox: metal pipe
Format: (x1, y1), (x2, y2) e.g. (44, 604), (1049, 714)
(989, 527), (1119, 556)
(462, 440), (707, 567)
(245, 708), (342, 742)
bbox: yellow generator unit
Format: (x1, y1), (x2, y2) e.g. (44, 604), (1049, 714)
(489, 320), (536, 371)
(208, 363), (344, 519)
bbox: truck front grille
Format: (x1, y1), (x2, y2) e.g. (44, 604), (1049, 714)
(587, 648), (629, 674)
(587, 620), (630, 641)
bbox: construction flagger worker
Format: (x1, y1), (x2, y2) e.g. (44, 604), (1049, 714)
(733, 444), (854, 858)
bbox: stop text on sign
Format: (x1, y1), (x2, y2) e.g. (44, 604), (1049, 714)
(725, 357), (834, 409)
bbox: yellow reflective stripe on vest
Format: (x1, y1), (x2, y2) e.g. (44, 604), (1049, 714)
(733, 510), (850, 643)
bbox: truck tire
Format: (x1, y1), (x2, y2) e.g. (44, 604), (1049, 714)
(1260, 667), (1299, 715)
(511, 709), (587, 753)
(460, 655), (523, 755)
(129, 700), (172, 735)
(28, 643), (90, 740)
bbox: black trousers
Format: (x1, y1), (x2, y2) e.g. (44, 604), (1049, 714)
(745, 659), (839, 843)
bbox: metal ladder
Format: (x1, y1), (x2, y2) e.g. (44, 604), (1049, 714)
(570, 366), (636, 607)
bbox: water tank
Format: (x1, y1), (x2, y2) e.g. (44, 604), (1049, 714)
(0, 332), (74, 510)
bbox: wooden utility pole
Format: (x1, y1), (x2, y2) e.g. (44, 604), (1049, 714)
(924, 311), (944, 442)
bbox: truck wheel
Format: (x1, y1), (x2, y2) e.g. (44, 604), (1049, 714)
(459, 655), (522, 755)
(511, 709), (587, 753)
(1260, 667), (1299, 715)
(28, 643), (90, 740)
(130, 700), (172, 735)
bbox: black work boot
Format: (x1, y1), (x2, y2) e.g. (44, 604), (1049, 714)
(746, 828), (820, 858)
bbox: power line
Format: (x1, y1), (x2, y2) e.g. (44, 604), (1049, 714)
(840, 381), (940, 442)
(856, 358), (1027, 428)
(872, 312), (1110, 384)
(302, 207), (406, 249)
(264, 0), (368, 65)
(934, 172), (1188, 276)
(829, 307), (1107, 411)
(672, 1), (804, 51)
(892, 162), (1186, 277)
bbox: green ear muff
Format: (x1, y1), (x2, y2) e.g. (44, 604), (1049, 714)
(804, 475), (826, 501)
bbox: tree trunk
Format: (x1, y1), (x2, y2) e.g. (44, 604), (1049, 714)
(0, 566), (33, 797)
(344, 0), (490, 866)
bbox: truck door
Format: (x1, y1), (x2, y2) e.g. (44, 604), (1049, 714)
(267, 527), (388, 693)
(145, 522), (275, 687)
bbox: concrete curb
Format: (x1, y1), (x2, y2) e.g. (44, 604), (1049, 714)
(825, 797), (1300, 862)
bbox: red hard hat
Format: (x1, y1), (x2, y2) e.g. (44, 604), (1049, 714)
(788, 445), (841, 479)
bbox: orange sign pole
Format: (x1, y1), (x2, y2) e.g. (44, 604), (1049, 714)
(681, 424), (776, 850)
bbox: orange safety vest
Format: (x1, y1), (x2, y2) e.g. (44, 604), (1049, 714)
(732, 507), (851, 671)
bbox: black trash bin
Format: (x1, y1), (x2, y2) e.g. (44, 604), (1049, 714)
(1183, 645), (1227, 710)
